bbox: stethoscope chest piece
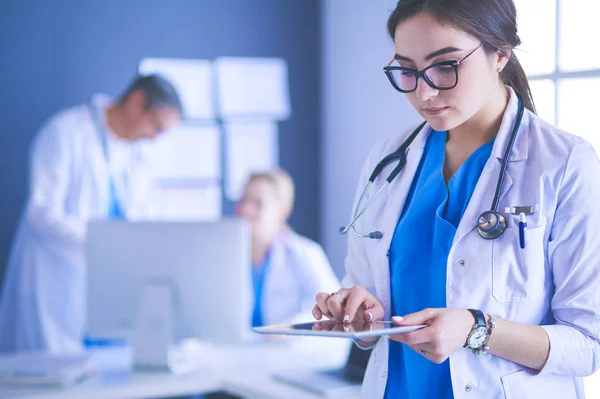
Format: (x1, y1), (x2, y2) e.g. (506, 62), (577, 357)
(477, 210), (506, 239)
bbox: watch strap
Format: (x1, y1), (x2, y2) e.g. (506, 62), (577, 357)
(467, 308), (486, 327)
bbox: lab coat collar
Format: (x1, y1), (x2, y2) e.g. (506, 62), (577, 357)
(452, 87), (528, 245)
(491, 86), (529, 162)
(91, 93), (113, 109)
(90, 94), (118, 138)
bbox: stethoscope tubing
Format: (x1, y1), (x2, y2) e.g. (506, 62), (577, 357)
(341, 96), (525, 240)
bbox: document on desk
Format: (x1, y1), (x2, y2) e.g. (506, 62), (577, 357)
(0, 352), (97, 386)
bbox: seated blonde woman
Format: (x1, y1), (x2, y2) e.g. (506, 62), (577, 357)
(237, 169), (340, 327)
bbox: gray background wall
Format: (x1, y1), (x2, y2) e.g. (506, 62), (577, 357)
(0, 0), (321, 285)
(320, 0), (421, 276)
(0, 0), (428, 285)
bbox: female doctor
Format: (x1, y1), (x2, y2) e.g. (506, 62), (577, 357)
(313, 0), (600, 398)
(237, 169), (340, 327)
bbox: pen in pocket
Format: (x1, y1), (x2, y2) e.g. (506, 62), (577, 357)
(518, 212), (527, 249)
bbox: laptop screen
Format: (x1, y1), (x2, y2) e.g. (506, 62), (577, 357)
(343, 344), (372, 382)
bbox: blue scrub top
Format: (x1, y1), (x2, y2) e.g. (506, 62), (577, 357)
(385, 130), (494, 398)
(252, 252), (272, 327)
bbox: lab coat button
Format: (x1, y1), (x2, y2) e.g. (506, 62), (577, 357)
(465, 384), (473, 392)
(459, 259), (466, 266)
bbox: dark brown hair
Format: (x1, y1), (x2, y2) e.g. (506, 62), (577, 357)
(387, 0), (536, 113)
(119, 74), (183, 114)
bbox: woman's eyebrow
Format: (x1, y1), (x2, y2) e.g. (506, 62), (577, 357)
(394, 46), (464, 63)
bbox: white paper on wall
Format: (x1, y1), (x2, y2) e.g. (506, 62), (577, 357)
(225, 121), (279, 201)
(139, 58), (215, 120)
(146, 184), (222, 221)
(215, 57), (291, 120)
(145, 123), (221, 180)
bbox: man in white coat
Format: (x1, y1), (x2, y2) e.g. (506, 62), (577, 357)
(0, 75), (182, 353)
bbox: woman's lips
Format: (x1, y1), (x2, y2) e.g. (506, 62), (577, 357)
(423, 107), (449, 116)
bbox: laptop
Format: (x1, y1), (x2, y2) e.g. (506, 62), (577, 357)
(274, 344), (371, 397)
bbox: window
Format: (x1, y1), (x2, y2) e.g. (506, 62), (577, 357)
(514, 1), (600, 395)
(515, 0), (600, 151)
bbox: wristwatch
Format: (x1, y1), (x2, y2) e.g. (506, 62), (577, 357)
(476, 316), (496, 356)
(464, 309), (489, 354)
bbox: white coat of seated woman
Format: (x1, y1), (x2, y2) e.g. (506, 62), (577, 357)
(237, 170), (340, 327)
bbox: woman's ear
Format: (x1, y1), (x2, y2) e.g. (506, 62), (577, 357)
(495, 48), (511, 73)
(280, 210), (291, 226)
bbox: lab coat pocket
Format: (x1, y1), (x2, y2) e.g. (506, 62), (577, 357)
(501, 368), (579, 398)
(492, 223), (546, 302)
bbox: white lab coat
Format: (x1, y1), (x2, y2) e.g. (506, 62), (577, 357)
(0, 95), (151, 354)
(344, 87), (600, 399)
(260, 230), (341, 326)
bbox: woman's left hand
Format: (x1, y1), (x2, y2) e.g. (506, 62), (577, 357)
(390, 308), (474, 364)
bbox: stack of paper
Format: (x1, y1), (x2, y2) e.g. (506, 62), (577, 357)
(224, 121), (279, 200)
(215, 57), (291, 120)
(0, 352), (97, 386)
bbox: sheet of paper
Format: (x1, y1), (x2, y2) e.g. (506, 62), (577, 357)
(146, 185), (222, 221)
(215, 57), (291, 120)
(145, 123), (221, 180)
(139, 58), (215, 120)
(225, 121), (279, 201)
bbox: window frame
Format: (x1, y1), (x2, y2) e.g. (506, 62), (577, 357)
(525, 0), (600, 126)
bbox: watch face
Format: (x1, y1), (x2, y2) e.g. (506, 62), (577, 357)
(468, 326), (488, 348)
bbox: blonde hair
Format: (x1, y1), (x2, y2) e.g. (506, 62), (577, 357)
(247, 168), (295, 219)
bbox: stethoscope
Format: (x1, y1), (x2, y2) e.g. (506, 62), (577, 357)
(89, 102), (126, 218)
(339, 95), (525, 240)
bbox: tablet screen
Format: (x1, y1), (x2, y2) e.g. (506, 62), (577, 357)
(253, 320), (425, 339)
(291, 320), (394, 331)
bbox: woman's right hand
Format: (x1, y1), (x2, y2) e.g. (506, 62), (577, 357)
(313, 286), (385, 323)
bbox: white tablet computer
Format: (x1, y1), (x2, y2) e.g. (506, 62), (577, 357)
(253, 320), (426, 339)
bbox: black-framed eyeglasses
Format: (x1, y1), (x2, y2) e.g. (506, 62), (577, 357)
(383, 44), (483, 93)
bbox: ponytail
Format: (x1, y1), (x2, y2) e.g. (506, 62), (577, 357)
(501, 51), (536, 113)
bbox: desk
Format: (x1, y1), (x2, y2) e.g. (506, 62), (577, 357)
(227, 373), (350, 399)
(0, 370), (223, 399)
(0, 337), (359, 399)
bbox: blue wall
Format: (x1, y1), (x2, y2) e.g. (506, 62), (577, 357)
(0, 0), (321, 283)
